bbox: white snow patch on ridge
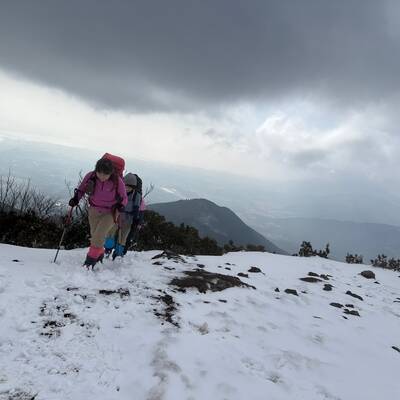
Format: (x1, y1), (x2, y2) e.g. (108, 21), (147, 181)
(0, 243), (399, 400)
(160, 187), (179, 195)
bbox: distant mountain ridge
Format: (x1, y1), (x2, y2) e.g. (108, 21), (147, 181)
(245, 215), (400, 261)
(149, 198), (285, 254)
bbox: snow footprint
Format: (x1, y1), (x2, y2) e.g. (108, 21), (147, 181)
(148, 336), (185, 399)
(241, 356), (286, 387)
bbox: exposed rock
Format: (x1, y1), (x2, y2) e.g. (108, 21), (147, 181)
(99, 288), (130, 299)
(346, 291), (363, 301)
(63, 312), (76, 320)
(330, 302), (344, 308)
(392, 346), (400, 353)
(248, 266), (262, 273)
(360, 270), (375, 279)
(43, 320), (64, 329)
(218, 299), (227, 303)
(344, 309), (360, 317)
(238, 273), (249, 278)
(41, 319), (64, 337)
(197, 264), (205, 268)
(160, 294), (174, 306)
(170, 269), (256, 293)
(152, 261), (163, 266)
(300, 277), (322, 283)
(274, 288), (280, 292)
(0, 389), (37, 400)
(307, 272), (330, 281)
(225, 267), (231, 270)
(153, 292), (179, 327)
(152, 250), (186, 263)
(284, 289), (298, 296)
(345, 304), (354, 308)
(323, 284), (333, 291)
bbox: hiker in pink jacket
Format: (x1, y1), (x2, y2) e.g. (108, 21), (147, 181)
(69, 157), (128, 268)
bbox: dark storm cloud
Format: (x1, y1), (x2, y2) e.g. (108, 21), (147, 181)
(0, 0), (398, 112)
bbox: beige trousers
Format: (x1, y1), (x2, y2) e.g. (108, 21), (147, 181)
(107, 222), (131, 246)
(88, 207), (115, 248)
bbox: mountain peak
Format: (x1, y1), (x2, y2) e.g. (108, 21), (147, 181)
(149, 199), (285, 254)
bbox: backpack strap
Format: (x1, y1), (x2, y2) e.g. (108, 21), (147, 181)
(75, 171), (96, 200)
(114, 175), (124, 204)
(85, 172), (97, 196)
(121, 191), (140, 217)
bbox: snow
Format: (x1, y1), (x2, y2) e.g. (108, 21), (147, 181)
(0, 243), (399, 399)
(159, 187), (188, 200)
(160, 187), (179, 195)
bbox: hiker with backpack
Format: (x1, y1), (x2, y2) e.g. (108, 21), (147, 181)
(68, 154), (128, 268)
(104, 173), (144, 259)
(124, 191), (146, 254)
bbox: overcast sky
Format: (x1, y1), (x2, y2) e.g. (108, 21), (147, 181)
(1, 0), (400, 186)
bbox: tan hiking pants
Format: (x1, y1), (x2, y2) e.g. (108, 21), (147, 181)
(107, 221), (131, 246)
(88, 207), (116, 248)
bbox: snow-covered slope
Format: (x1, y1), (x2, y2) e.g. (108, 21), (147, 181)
(0, 244), (399, 400)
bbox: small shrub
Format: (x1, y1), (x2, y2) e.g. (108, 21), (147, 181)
(371, 254), (400, 271)
(297, 241), (330, 259)
(346, 253), (364, 264)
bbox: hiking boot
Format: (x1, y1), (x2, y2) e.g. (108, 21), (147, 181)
(85, 245), (105, 268)
(112, 244), (125, 261)
(104, 236), (116, 257)
(83, 255), (97, 269)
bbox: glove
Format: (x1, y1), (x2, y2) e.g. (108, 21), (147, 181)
(69, 196), (79, 207)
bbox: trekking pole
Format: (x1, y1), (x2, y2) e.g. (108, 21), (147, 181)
(111, 226), (120, 261)
(53, 207), (73, 263)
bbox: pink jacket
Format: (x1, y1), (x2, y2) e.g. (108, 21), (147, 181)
(77, 171), (128, 213)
